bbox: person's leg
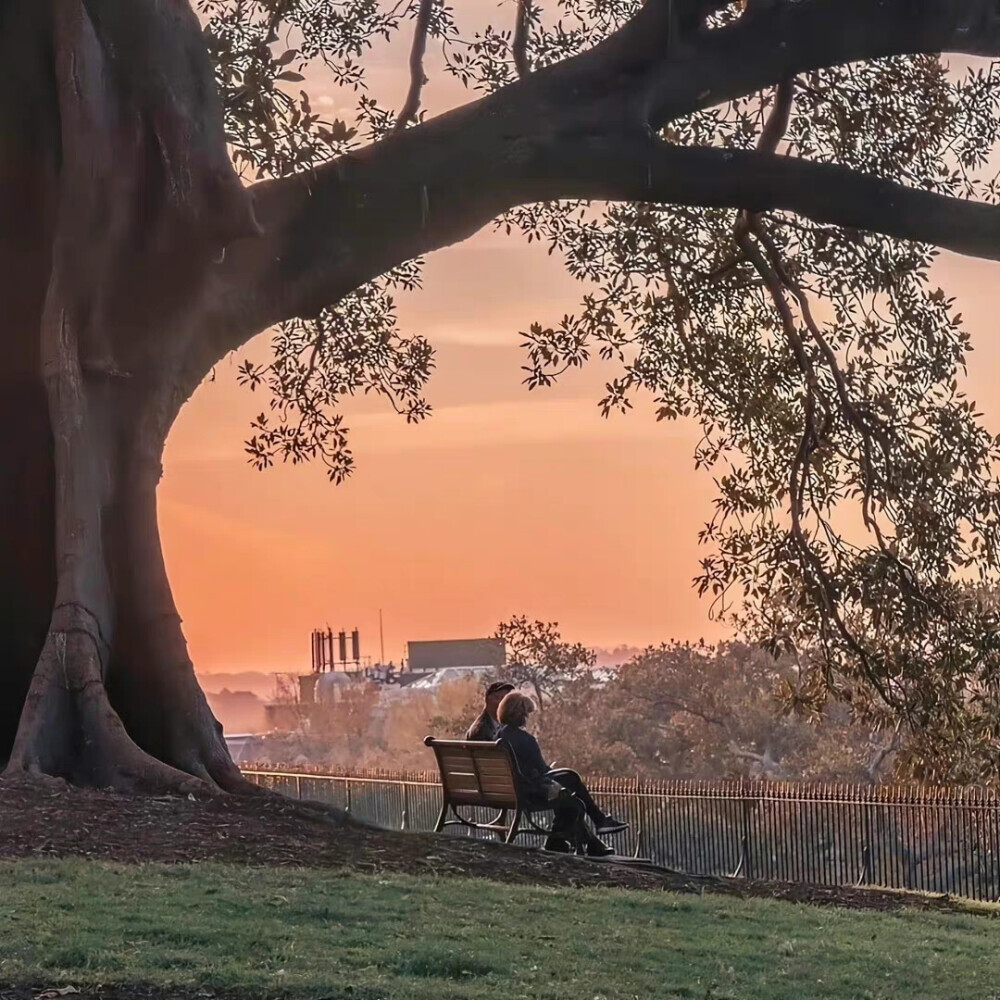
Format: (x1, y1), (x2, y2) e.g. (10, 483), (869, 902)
(547, 769), (629, 835)
(543, 790), (586, 853)
(547, 769), (605, 825)
(543, 790), (615, 856)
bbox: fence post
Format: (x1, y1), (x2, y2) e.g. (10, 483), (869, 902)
(295, 774), (301, 800)
(732, 785), (753, 880)
(401, 782), (410, 831)
(857, 799), (873, 887)
(857, 844), (872, 887)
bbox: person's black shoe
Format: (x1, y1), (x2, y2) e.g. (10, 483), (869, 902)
(586, 840), (616, 857)
(596, 816), (629, 836)
(543, 836), (573, 853)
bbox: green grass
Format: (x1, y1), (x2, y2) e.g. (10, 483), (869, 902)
(1, 859), (998, 1000)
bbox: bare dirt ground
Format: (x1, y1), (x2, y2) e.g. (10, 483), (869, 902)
(0, 777), (981, 915)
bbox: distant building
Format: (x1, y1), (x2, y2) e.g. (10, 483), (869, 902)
(257, 635), (509, 735)
(406, 666), (493, 690)
(406, 638), (505, 673)
(315, 670), (356, 703)
(263, 702), (303, 732)
(224, 733), (258, 763)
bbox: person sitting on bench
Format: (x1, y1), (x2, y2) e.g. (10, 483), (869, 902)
(465, 680), (515, 741)
(496, 691), (628, 855)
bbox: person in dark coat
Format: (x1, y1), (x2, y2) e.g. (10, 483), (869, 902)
(496, 691), (628, 855)
(465, 680), (515, 741)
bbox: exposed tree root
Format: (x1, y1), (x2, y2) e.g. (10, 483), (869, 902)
(5, 609), (209, 793)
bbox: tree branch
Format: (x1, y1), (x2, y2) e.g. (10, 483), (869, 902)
(864, 725), (902, 783)
(634, 0), (1000, 129)
(392, 0), (435, 133)
(197, 0), (1000, 373)
(533, 139), (1000, 262)
(513, 0), (533, 79)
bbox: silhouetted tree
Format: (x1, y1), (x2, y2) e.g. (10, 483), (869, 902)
(2, 0), (1000, 790)
(538, 641), (901, 782)
(495, 617), (596, 709)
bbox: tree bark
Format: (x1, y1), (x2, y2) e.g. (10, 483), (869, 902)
(0, 0), (256, 790)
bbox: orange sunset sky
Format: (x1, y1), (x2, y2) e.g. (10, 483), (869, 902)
(168, 9), (1000, 677)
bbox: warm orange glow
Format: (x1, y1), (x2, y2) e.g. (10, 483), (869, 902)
(163, 35), (1000, 677)
(162, 235), (1000, 676)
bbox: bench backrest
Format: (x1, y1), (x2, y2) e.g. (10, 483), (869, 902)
(423, 737), (519, 808)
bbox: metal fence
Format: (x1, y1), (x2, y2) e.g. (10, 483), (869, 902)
(242, 765), (1000, 901)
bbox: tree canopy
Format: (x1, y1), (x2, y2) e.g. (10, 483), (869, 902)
(202, 0), (1000, 749)
(494, 616), (597, 709)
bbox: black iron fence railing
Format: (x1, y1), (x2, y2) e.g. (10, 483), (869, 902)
(241, 765), (1000, 901)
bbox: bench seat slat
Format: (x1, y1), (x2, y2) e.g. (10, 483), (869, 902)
(449, 792), (518, 807)
(476, 772), (516, 788)
(442, 775), (480, 787)
(439, 755), (477, 770)
(477, 778), (517, 795)
(475, 758), (515, 772)
(442, 777), (480, 793)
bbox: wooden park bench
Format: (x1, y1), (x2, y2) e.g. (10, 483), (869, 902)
(423, 736), (580, 849)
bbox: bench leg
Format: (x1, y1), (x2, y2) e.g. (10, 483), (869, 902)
(504, 808), (522, 844)
(433, 802), (448, 833)
(492, 808), (509, 842)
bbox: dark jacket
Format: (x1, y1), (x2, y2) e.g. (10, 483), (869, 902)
(465, 710), (500, 742)
(497, 724), (552, 801)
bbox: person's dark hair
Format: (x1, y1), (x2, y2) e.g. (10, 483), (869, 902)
(497, 691), (534, 728)
(485, 681), (515, 699)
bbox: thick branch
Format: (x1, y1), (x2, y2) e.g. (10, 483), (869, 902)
(200, 0), (1000, 369)
(634, 0), (1000, 128)
(200, 136), (1000, 381)
(535, 140), (1000, 261)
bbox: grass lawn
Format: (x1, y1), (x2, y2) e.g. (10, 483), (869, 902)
(0, 859), (998, 1000)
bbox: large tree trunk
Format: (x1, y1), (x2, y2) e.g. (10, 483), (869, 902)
(0, 0), (256, 790)
(5, 300), (236, 790)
